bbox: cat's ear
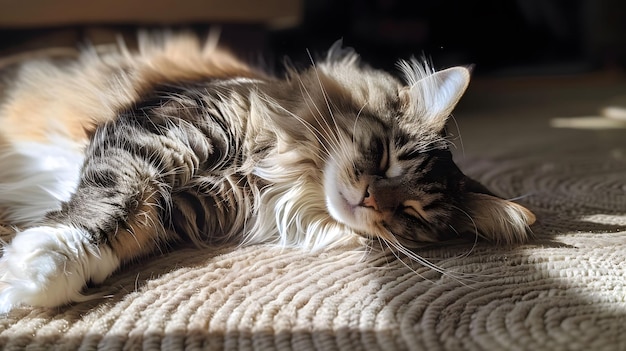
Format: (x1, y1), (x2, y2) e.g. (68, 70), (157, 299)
(400, 64), (470, 131)
(325, 39), (360, 66)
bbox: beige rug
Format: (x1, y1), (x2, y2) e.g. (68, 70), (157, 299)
(1, 72), (626, 350)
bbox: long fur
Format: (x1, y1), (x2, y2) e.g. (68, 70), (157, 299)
(0, 32), (535, 312)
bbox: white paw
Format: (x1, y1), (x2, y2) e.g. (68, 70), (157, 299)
(0, 225), (120, 313)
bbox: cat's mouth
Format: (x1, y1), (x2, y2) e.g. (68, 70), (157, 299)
(326, 189), (385, 233)
(326, 191), (355, 223)
(329, 191), (358, 218)
(323, 162), (385, 233)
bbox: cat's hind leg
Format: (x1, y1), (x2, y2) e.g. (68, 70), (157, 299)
(0, 225), (119, 311)
(0, 138), (90, 312)
(0, 153), (171, 313)
(0, 108), (214, 312)
(0, 165), (171, 313)
(0, 171), (167, 312)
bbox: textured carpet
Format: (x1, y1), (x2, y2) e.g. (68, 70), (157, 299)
(1, 73), (626, 350)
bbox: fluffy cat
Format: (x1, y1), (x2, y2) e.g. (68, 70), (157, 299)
(0, 32), (535, 312)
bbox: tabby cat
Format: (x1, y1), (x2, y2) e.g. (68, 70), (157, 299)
(0, 32), (534, 312)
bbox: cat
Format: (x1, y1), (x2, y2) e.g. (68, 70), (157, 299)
(0, 31), (535, 313)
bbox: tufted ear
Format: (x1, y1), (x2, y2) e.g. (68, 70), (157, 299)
(400, 65), (470, 132)
(324, 39), (360, 66)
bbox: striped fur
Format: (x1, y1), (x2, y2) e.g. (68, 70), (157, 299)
(0, 32), (535, 312)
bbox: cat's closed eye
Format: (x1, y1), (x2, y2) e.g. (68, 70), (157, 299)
(377, 139), (390, 175)
(402, 200), (429, 220)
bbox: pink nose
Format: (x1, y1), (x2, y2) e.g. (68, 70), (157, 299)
(360, 188), (378, 211)
(358, 176), (403, 212)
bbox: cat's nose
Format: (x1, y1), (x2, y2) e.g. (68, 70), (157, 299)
(360, 187), (378, 211)
(360, 177), (402, 212)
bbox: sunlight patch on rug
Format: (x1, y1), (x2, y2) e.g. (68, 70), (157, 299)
(551, 105), (626, 129)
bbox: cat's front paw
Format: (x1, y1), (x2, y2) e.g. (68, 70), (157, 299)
(0, 225), (120, 313)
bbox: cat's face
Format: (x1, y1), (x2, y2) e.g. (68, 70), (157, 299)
(270, 44), (535, 247)
(324, 124), (467, 246)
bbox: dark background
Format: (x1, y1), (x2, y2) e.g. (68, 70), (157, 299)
(267, 0), (626, 77)
(1, 0), (626, 78)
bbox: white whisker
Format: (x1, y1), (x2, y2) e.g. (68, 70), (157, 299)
(294, 75), (349, 164)
(376, 228), (476, 285)
(305, 52), (355, 166)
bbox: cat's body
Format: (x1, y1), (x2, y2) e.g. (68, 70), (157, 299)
(0, 32), (535, 312)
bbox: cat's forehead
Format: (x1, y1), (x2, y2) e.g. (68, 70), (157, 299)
(305, 58), (458, 145)
(349, 109), (449, 153)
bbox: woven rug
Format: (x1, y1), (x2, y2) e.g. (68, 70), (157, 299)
(1, 73), (626, 350)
